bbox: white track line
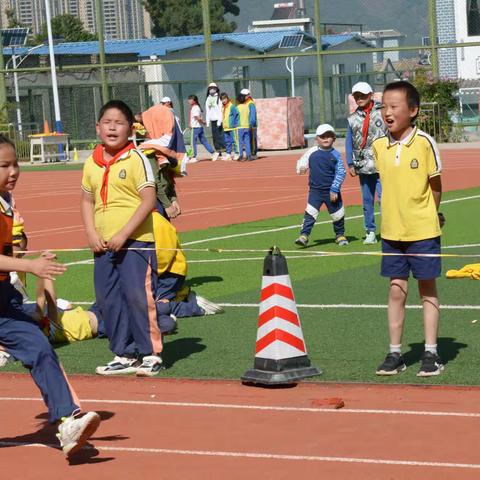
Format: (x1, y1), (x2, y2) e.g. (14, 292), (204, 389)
(217, 303), (480, 310)
(1, 396), (480, 418)
(0, 441), (480, 469)
(183, 193), (480, 246)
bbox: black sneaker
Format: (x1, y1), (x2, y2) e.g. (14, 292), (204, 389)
(417, 351), (444, 377)
(375, 352), (407, 376)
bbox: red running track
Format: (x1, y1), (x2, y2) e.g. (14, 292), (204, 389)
(14, 148), (480, 250)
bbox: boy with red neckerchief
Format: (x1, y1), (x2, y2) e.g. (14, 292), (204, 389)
(346, 82), (387, 245)
(81, 100), (163, 377)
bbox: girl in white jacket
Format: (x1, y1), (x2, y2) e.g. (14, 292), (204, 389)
(204, 82), (225, 154)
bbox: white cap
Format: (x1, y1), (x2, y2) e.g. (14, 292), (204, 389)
(240, 88), (250, 95)
(351, 82), (373, 95)
(160, 96), (172, 103)
(208, 82), (218, 88)
(315, 123), (335, 136)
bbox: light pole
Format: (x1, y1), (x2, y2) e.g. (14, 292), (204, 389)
(6, 44), (44, 136)
(285, 45), (314, 98)
(44, 0), (62, 133)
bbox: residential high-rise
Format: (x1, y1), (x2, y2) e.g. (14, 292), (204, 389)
(0, 0), (152, 39)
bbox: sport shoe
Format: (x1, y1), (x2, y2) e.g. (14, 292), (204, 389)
(222, 154), (232, 161)
(233, 154), (240, 161)
(212, 152), (220, 161)
(195, 294), (224, 315)
(95, 356), (140, 376)
(136, 355), (164, 377)
(188, 157), (198, 164)
(0, 350), (12, 368)
(335, 235), (349, 246)
(57, 411), (101, 457)
(376, 352), (407, 375)
(417, 351), (444, 377)
(363, 231), (377, 244)
(295, 234), (309, 247)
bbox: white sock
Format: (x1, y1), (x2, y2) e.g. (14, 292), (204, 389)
(389, 344), (401, 354)
(425, 343), (437, 355)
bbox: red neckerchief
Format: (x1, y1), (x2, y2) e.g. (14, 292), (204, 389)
(360, 101), (374, 150)
(92, 142), (135, 208)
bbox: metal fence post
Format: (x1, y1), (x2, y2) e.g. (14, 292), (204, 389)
(0, 38), (7, 116)
(202, 0), (214, 85)
(95, 0), (109, 103)
(313, 0), (326, 124)
(428, 0), (439, 79)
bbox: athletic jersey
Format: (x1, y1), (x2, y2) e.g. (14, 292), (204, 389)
(222, 101), (239, 131)
(81, 148), (155, 242)
(152, 211), (187, 277)
(237, 103), (253, 129)
(372, 127), (442, 241)
(0, 195), (13, 282)
(296, 147), (346, 193)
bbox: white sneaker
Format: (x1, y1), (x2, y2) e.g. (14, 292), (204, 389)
(363, 231), (377, 244)
(95, 356), (140, 375)
(233, 154), (240, 161)
(211, 152), (220, 161)
(195, 294), (224, 315)
(10, 272), (29, 301)
(188, 157), (198, 164)
(57, 411), (101, 457)
(136, 355), (164, 377)
(0, 350), (12, 368)
(222, 154), (232, 161)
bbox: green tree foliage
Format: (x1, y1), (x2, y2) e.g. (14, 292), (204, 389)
(143, 0), (240, 37)
(5, 8), (24, 28)
(31, 14), (96, 45)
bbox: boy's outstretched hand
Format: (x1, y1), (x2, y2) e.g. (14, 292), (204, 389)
(330, 191), (338, 203)
(31, 255), (67, 280)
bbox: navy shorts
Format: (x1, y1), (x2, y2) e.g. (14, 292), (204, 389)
(381, 237), (441, 280)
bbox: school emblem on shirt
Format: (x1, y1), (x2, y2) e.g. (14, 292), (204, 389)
(119, 169), (127, 179)
(410, 159), (419, 169)
(375, 119), (383, 127)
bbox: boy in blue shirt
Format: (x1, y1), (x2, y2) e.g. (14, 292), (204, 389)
(295, 124), (348, 247)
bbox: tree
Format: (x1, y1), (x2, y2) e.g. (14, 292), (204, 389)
(143, 0), (240, 37)
(5, 7), (24, 28)
(31, 14), (96, 45)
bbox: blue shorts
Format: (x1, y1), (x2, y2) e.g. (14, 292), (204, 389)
(381, 237), (441, 280)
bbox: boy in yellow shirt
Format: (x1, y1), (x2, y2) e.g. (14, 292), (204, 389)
(372, 81), (444, 377)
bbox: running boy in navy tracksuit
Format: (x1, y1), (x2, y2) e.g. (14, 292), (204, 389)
(295, 124), (348, 247)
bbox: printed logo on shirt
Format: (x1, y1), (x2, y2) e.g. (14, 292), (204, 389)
(410, 158), (419, 169)
(375, 119), (383, 127)
(119, 169), (127, 179)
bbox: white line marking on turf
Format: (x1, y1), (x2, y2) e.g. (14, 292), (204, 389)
(443, 243), (480, 250)
(1, 396), (480, 418)
(0, 441), (480, 469)
(182, 193), (480, 246)
(217, 303), (480, 310)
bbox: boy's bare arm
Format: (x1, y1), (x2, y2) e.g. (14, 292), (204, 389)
(0, 255), (66, 281)
(106, 186), (156, 251)
(429, 175), (442, 210)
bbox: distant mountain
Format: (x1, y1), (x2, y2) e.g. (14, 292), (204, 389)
(228, 0), (428, 47)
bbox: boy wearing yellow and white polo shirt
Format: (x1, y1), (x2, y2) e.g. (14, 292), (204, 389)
(373, 81), (444, 378)
(81, 100), (162, 377)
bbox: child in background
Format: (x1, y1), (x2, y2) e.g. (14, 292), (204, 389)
(220, 92), (239, 161)
(240, 88), (258, 159)
(346, 82), (387, 244)
(236, 93), (252, 161)
(295, 124), (348, 247)
(0, 134), (100, 457)
(188, 95), (218, 162)
(205, 82), (225, 156)
(373, 81), (444, 377)
(81, 100), (163, 377)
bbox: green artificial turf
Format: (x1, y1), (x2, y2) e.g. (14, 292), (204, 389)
(3, 187), (480, 385)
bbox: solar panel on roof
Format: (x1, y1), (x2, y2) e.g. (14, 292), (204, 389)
(1, 28), (29, 47)
(278, 34), (304, 49)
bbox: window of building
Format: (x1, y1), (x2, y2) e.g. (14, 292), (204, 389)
(467, 0), (480, 36)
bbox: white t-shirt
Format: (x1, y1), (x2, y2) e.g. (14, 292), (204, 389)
(190, 105), (202, 128)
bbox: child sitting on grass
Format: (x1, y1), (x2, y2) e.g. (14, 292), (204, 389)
(295, 124), (348, 247)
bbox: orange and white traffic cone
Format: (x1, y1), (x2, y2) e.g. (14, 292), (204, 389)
(242, 247), (322, 385)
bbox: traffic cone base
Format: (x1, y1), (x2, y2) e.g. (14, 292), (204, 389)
(242, 247), (322, 385)
(242, 355), (322, 385)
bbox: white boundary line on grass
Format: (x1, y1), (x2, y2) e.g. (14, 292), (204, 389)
(1, 396), (480, 418)
(0, 441), (479, 470)
(182, 194), (480, 246)
(218, 303), (480, 310)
